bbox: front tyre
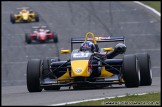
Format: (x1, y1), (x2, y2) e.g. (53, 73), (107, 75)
(25, 33), (31, 44)
(136, 53), (152, 86)
(53, 32), (58, 43)
(123, 54), (140, 88)
(27, 59), (42, 92)
(10, 13), (15, 24)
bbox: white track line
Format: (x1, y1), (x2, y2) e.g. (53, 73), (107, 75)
(50, 93), (148, 106)
(134, 1), (161, 16)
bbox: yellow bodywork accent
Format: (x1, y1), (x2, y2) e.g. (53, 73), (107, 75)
(121, 79), (125, 82)
(71, 60), (90, 77)
(114, 79), (125, 82)
(103, 48), (113, 52)
(60, 50), (70, 54)
(100, 67), (113, 77)
(57, 69), (70, 81)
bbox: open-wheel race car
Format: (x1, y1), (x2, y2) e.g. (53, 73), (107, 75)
(27, 32), (152, 92)
(25, 25), (58, 44)
(10, 7), (39, 23)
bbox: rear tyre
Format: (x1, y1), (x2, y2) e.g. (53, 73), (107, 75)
(35, 13), (39, 22)
(123, 54), (140, 88)
(25, 33), (31, 44)
(10, 14), (15, 24)
(136, 53), (152, 86)
(53, 32), (58, 43)
(27, 59), (42, 92)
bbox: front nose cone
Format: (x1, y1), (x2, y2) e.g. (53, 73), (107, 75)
(71, 60), (91, 77)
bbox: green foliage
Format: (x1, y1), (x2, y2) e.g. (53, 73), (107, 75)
(141, 1), (161, 12)
(66, 92), (160, 106)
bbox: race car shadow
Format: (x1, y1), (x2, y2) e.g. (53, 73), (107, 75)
(11, 21), (39, 24)
(43, 85), (125, 92)
(25, 41), (57, 45)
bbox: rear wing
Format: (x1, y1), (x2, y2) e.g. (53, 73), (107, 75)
(71, 36), (125, 43)
(16, 7), (30, 10)
(71, 36), (125, 50)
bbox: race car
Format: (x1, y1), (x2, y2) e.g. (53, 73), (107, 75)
(25, 25), (58, 44)
(27, 32), (152, 92)
(10, 7), (39, 23)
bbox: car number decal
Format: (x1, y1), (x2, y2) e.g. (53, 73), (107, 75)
(73, 53), (89, 58)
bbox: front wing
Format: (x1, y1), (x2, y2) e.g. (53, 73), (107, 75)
(14, 13), (37, 22)
(40, 59), (124, 88)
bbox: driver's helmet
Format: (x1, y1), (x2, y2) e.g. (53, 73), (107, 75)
(21, 9), (27, 13)
(80, 41), (95, 52)
(39, 29), (44, 32)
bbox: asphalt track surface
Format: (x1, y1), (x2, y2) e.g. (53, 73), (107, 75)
(1, 1), (161, 105)
(2, 77), (160, 105)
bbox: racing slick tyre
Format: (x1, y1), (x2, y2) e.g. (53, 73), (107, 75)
(35, 13), (39, 22)
(27, 59), (42, 92)
(136, 53), (152, 86)
(25, 33), (31, 44)
(53, 32), (58, 43)
(123, 54), (140, 88)
(42, 58), (51, 78)
(10, 14), (15, 24)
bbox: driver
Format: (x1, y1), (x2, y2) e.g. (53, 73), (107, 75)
(21, 8), (27, 13)
(80, 41), (96, 52)
(39, 29), (45, 32)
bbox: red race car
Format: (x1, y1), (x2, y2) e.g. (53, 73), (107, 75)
(25, 26), (58, 44)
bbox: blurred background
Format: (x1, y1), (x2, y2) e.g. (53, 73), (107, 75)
(1, 1), (161, 86)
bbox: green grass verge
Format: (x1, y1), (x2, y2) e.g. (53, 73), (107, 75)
(141, 1), (161, 12)
(66, 92), (160, 106)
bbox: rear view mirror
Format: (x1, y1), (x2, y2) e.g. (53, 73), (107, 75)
(60, 50), (70, 54)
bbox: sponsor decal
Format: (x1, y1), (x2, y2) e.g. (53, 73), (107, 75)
(87, 36), (111, 40)
(76, 68), (82, 73)
(73, 53), (89, 58)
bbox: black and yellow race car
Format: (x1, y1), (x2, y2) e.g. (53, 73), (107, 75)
(10, 7), (39, 23)
(27, 32), (152, 92)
